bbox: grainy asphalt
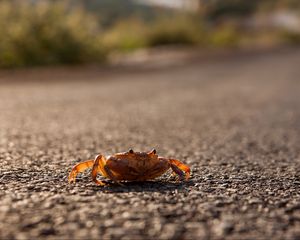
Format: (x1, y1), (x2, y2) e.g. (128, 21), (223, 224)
(0, 48), (300, 240)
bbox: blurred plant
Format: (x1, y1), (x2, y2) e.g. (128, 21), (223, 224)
(208, 24), (240, 48)
(0, 0), (300, 68)
(279, 30), (300, 44)
(201, 0), (260, 20)
(201, 0), (300, 20)
(103, 15), (207, 51)
(0, 1), (105, 68)
(102, 18), (148, 52)
(146, 15), (206, 47)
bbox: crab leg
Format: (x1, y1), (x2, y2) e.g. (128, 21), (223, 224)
(68, 159), (95, 183)
(169, 159), (191, 180)
(92, 155), (124, 186)
(91, 155), (107, 186)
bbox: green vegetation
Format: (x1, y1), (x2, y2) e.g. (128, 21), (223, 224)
(0, 0), (300, 68)
(0, 2), (105, 68)
(208, 24), (240, 48)
(279, 31), (300, 44)
(102, 19), (148, 52)
(103, 16), (206, 52)
(201, 0), (300, 19)
(103, 15), (244, 51)
(146, 16), (205, 47)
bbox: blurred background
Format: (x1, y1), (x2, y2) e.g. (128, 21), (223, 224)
(0, 0), (300, 68)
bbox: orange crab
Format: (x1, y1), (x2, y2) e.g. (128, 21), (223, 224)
(68, 149), (190, 185)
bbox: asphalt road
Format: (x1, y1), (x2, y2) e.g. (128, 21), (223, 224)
(0, 48), (300, 240)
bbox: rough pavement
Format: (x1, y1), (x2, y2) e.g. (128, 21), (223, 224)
(0, 48), (300, 239)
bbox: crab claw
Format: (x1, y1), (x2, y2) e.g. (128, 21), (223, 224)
(169, 159), (190, 180)
(68, 160), (95, 184)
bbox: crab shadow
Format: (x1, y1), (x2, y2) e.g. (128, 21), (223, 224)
(85, 179), (195, 193)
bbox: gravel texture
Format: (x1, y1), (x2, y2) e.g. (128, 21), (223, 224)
(0, 48), (300, 240)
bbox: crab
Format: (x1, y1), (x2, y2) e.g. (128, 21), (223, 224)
(68, 149), (190, 185)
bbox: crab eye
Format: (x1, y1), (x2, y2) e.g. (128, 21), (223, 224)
(129, 149), (134, 154)
(150, 149), (156, 155)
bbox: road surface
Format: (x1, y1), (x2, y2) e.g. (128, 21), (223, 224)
(0, 48), (300, 239)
